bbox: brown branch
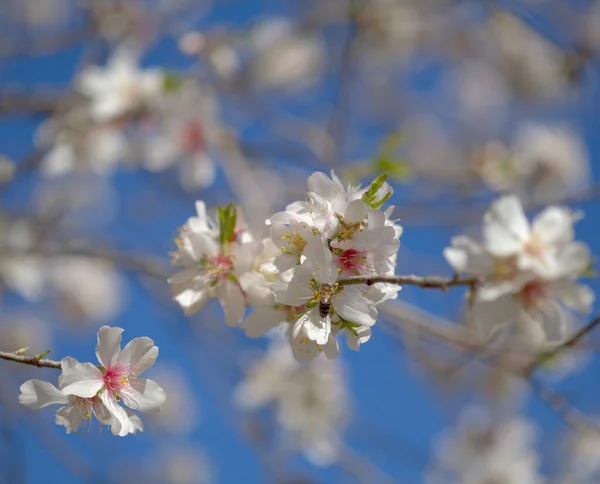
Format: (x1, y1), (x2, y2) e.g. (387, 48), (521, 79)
(525, 313), (600, 376)
(338, 274), (479, 290)
(0, 351), (61, 369)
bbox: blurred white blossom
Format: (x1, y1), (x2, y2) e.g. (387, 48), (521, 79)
(235, 339), (350, 466)
(426, 406), (543, 484)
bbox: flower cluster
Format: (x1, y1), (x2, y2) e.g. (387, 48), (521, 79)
(37, 46), (219, 190)
(19, 326), (166, 436)
(445, 195), (594, 343)
(234, 338), (350, 466)
(169, 171), (402, 360)
(426, 406), (543, 483)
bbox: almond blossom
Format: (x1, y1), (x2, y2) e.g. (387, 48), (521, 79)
(19, 356), (141, 436)
(274, 239), (377, 360)
(234, 338), (350, 466)
(58, 326), (166, 435)
(169, 202), (262, 325)
(445, 195), (594, 342)
(426, 407), (543, 484)
(77, 46), (164, 123)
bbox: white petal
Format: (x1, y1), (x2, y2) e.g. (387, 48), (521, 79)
(125, 378), (167, 413)
(242, 306), (286, 338)
(291, 320), (325, 361)
(336, 288), (377, 327)
(472, 295), (519, 338)
(95, 326), (124, 368)
(172, 287), (210, 316)
(307, 172), (333, 200)
(345, 326), (372, 352)
(216, 279), (246, 327)
(60, 356), (80, 371)
(443, 236), (493, 276)
(555, 242), (592, 278)
(239, 271), (274, 306)
(532, 206), (574, 246)
(343, 199), (368, 224)
(19, 380), (69, 409)
(55, 402), (87, 434)
(118, 337), (158, 376)
(535, 301), (567, 343)
(100, 392), (137, 437)
(304, 308), (331, 345)
(547, 280), (595, 314)
(59, 363), (104, 398)
(483, 195), (530, 256)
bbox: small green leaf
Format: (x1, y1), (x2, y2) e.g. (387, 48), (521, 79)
(374, 158), (412, 181)
(34, 350), (51, 360)
(162, 72), (183, 92)
(370, 191), (392, 210)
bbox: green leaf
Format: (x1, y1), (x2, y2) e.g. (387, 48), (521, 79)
(34, 350), (51, 360)
(162, 72), (183, 92)
(582, 259), (596, 278)
(374, 157), (412, 181)
(217, 203), (237, 246)
(370, 191), (392, 210)
(362, 173), (389, 206)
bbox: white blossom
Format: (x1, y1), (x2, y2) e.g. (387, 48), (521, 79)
(427, 407), (543, 484)
(58, 326), (166, 435)
(169, 202), (261, 325)
(78, 46), (164, 122)
(234, 339), (350, 466)
(445, 195), (594, 342)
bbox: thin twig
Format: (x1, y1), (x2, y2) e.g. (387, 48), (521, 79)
(0, 351), (61, 369)
(525, 314), (600, 376)
(338, 274), (479, 290)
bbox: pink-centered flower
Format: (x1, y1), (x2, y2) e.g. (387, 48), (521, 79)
(19, 356), (142, 436)
(59, 326), (166, 436)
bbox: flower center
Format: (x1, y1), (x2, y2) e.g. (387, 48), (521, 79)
(492, 255), (519, 280)
(206, 254), (234, 281)
(524, 234), (545, 259)
(181, 121), (205, 153)
(518, 280), (546, 307)
(338, 249), (371, 274)
(278, 231), (306, 254)
(103, 364), (131, 395)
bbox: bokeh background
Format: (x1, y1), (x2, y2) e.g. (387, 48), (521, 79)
(2, 0), (600, 482)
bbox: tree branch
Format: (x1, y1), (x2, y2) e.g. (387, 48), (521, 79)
(525, 313), (600, 376)
(338, 274), (479, 289)
(0, 351), (61, 369)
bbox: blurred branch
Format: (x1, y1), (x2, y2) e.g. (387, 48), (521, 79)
(525, 313), (600, 376)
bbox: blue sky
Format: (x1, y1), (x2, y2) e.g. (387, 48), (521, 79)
(2, 2), (600, 483)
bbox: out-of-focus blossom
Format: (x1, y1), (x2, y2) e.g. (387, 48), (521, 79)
(474, 123), (590, 202)
(49, 257), (124, 324)
(561, 425), (600, 482)
(144, 81), (219, 190)
(36, 108), (126, 177)
(115, 446), (213, 484)
(235, 339), (350, 466)
(426, 406), (543, 483)
(0, 155), (15, 184)
(487, 12), (568, 99)
(249, 17), (325, 90)
(18, 0), (71, 29)
(445, 195), (594, 343)
(77, 46), (164, 122)
(149, 366), (199, 435)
